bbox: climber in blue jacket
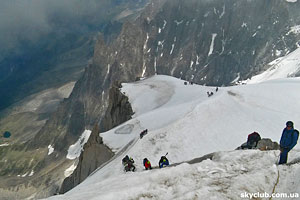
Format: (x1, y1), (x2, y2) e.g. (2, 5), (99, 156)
(279, 121), (299, 164)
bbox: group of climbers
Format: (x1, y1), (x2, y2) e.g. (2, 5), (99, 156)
(123, 120), (299, 172)
(239, 121), (299, 165)
(122, 154), (169, 172)
(207, 87), (219, 97)
(121, 129), (171, 171)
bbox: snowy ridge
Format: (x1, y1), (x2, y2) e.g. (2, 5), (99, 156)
(45, 73), (300, 200)
(245, 47), (300, 84)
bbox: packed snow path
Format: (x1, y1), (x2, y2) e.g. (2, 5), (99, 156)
(47, 150), (300, 200)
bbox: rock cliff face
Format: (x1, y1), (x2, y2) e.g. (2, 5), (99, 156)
(101, 84), (134, 131)
(59, 85), (133, 193)
(59, 124), (113, 194)
(133, 0), (300, 85)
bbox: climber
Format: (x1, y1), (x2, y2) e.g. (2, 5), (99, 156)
(159, 155), (169, 168)
(143, 158), (152, 170)
(279, 121), (299, 164)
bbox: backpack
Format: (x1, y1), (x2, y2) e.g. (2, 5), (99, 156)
(247, 132), (261, 144)
(122, 155), (129, 165)
(292, 130), (299, 144)
(160, 156), (168, 163)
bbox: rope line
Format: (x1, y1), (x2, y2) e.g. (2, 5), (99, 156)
(269, 169), (280, 200)
(270, 152), (281, 200)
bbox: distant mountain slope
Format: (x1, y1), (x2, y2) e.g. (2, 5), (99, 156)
(0, 32), (95, 111)
(128, 0), (300, 85)
(246, 47), (300, 83)
(0, 0), (148, 112)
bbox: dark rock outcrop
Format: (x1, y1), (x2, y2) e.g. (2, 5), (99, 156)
(101, 84), (134, 131)
(59, 84), (133, 194)
(257, 138), (280, 151)
(236, 138), (280, 151)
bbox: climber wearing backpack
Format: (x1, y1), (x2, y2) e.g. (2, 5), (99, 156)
(143, 158), (152, 170)
(159, 155), (169, 168)
(279, 121), (299, 165)
(122, 155), (129, 165)
(122, 155), (136, 172)
(140, 129), (148, 139)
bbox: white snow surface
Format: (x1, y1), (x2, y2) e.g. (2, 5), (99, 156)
(48, 145), (54, 155)
(246, 47), (300, 84)
(47, 150), (300, 200)
(208, 33), (217, 56)
(45, 72), (300, 200)
(0, 143), (10, 147)
(287, 25), (300, 35)
(64, 162), (77, 177)
(66, 130), (91, 160)
(28, 170), (34, 177)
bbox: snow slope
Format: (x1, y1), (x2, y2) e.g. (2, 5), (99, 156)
(44, 73), (300, 200)
(47, 150), (300, 200)
(246, 47), (300, 84)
